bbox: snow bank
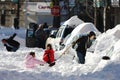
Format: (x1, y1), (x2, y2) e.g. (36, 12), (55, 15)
(0, 24), (120, 80)
(0, 28), (26, 50)
(63, 15), (84, 26)
(94, 24), (120, 54)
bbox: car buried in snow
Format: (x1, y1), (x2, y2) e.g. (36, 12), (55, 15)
(45, 16), (84, 51)
(59, 22), (101, 55)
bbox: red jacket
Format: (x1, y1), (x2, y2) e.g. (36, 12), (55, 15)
(43, 49), (54, 64)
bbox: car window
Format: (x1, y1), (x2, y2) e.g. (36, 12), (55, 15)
(56, 25), (66, 37)
(63, 27), (74, 38)
(62, 34), (71, 44)
(56, 25), (74, 38)
(50, 30), (58, 37)
(56, 28), (64, 37)
(27, 29), (34, 37)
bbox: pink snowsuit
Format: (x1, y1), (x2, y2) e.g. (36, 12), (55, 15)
(25, 54), (45, 68)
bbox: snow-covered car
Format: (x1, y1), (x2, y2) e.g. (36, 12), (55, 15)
(65, 23), (100, 46)
(46, 15), (84, 51)
(60, 23), (101, 54)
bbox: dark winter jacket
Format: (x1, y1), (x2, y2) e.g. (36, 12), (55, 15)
(74, 35), (91, 56)
(4, 33), (20, 52)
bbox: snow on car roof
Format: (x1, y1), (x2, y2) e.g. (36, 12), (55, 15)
(65, 23), (101, 46)
(61, 15), (84, 28)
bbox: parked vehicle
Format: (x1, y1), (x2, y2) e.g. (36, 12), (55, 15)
(26, 23), (58, 48)
(26, 28), (36, 47)
(60, 23), (101, 52)
(26, 23), (38, 47)
(46, 16), (84, 51)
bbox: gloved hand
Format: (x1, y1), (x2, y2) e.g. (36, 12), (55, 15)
(49, 62), (55, 67)
(40, 64), (44, 66)
(72, 41), (76, 45)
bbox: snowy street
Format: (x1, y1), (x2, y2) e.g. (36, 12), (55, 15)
(0, 24), (120, 80)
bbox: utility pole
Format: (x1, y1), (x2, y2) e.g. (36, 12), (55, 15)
(17, 0), (20, 20)
(119, 0), (120, 6)
(16, 0), (20, 29)
(12, 0), (20, 29)
(25, 0), (29, 28)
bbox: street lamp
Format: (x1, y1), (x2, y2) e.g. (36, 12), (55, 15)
(1, 0), (6, 26)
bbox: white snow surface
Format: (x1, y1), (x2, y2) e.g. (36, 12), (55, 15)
(0, 24), (120, 80)
(63, 15), (84, 26)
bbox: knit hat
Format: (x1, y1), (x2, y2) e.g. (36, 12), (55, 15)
(88, 31), (96, 37)
(2, 39), (7, 41)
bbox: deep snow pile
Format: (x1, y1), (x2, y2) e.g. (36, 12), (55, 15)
(63, 15), (84, 26)
(0, 24), (120, 80)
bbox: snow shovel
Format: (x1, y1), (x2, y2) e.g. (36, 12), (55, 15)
(55, 43), (74, 61)
(102, 46), (114, 60)
(55, 35), (81, 61)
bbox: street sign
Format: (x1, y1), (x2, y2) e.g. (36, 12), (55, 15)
(36, 2), (51, 15)
(51, 6), (60, 16)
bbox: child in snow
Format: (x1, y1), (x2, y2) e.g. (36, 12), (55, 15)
(25, 52), (45, 68)
(1, 33), (20, 52)
(43, 44), (55, 67)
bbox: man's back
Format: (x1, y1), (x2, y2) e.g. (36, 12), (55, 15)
(76, 35), (88, 55)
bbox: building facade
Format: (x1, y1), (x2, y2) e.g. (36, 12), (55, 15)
(0, 0), (120, 31)
(0, 0), (24, 27)
(0, 0), (51, 27)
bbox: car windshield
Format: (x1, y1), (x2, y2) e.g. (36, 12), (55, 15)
(56, 25), (74, 38)
(63, 27), (74, 38)
(56, 25), (66, 37)
(62, 34), (71, 44)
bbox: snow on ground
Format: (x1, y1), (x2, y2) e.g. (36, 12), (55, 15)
(0, 24), (120, 80)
